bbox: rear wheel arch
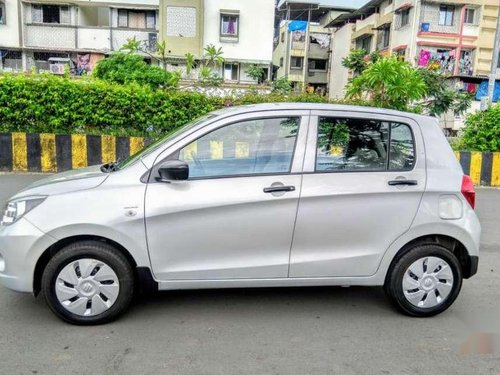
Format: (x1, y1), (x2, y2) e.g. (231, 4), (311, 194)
(385, 234), (474, 285)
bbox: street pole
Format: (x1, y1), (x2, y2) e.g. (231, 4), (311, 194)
(487, 5), (500, 106)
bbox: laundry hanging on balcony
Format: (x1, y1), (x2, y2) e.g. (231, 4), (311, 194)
(310, 33), (331, 48)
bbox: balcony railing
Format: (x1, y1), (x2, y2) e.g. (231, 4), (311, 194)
(25, 24), (77, 49)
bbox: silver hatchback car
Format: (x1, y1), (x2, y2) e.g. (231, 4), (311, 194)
(0, 104), (480, 324)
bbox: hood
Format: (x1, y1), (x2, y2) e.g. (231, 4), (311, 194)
(12, 165), (110, 199)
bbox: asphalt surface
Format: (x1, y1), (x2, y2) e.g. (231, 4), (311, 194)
(0, 173), (499, 375)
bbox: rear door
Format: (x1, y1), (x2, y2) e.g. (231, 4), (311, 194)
(289, 111), (426, 277)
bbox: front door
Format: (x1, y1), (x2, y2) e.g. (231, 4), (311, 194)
(145, 113), (308, 280)
(289, 112), (426, 277)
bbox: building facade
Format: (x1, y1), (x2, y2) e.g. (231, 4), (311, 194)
(328, 0), (500, 99)
(327, 0), (500, 132)
(159, 0), (275, 84)
(272, 0), (364, 93)
(0, 0), (159, 73)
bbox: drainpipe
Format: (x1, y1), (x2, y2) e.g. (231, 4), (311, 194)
(75, 6), (79, 50)
(109, 8), (114, 51)
(302, 5), (311, 91)
(487, 5), (500, 106)
(454, 5), (466, 76)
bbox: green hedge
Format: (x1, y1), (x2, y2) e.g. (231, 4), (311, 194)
(458, 103), (500, 152)
(0, 74), (341, 137)
(0, 74), (221, 137)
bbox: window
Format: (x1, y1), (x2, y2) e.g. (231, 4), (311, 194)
(439, 5), (454, 26)
(389, 123), (415, 170)
(177, 117), (300, 178)
(290, 56), (303, 69)
(464, 8), (475, 24)
(356, 36), (372, 53)
(315, 117), (414, 172)
(400, 8), (410, 27)
(0, 2), (5, 24)
(224, 63), (239, 81)
(378, 26), (391, 49)
(117, 9), (156, 29)
(280, 32), (284, 43)
(32, 4), (70, 24)
(308, 59), (327, 71)
(279, 57), (284, 67)
(220, 13), (239, 37)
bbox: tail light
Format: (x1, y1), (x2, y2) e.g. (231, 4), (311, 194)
(461, 175), (475, 209)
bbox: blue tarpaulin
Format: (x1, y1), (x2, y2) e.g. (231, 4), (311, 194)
(288, 20), (308, 32)
(475, 80), (500, 102)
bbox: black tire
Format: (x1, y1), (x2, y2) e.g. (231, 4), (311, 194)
(41, 241), (134, 325)
(385, 244), (463, 317)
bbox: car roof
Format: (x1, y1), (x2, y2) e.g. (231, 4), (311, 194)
(211, 102), (431, 122)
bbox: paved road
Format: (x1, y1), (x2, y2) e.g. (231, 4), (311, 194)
(0, 174), (499, 374)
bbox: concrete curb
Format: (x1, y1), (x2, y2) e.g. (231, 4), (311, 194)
(0, 132), (499, 186)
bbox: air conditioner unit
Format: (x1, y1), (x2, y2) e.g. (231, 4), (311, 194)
(49, 63), (66, 75)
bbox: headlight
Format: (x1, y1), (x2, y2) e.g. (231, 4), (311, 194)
(1, 196), (47, 226)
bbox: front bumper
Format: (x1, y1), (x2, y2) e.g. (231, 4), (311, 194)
(0, 218), (56, 293)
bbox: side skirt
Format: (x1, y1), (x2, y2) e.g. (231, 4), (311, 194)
(157, 275), (384, 291)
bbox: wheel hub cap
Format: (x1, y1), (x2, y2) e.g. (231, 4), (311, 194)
(55, 258), (120, 317)
(402, 256), (454, 308)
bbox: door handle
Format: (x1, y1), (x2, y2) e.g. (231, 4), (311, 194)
(263, 185), (296, 193)
(388, 180), (418, 186)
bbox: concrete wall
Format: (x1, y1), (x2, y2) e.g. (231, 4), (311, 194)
(0, 0), (20, 48)
(203, 0), (274, 63)
(329, 23), (353, 100)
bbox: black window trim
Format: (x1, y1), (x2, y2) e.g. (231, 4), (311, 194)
(312, 116), (417, 174)
(147, 116), (302, 183)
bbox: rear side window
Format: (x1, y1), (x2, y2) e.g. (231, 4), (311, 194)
(315, 117), (414, 172)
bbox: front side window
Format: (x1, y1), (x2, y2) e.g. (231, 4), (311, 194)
(315, 117), (414, 172)
(220, 14), (239, 37)
(439, 5), (454, 26)
(177, 117), (300, 179)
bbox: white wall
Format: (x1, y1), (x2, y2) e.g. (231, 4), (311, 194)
(329, 23), (353, 100)
(0, 0), (20, 48)
(203, 0), (274, 63)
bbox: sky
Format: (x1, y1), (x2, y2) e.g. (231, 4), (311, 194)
(277, 0), (370, 10)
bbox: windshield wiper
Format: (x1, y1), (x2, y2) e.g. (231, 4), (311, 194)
(100, 161), (119, 173)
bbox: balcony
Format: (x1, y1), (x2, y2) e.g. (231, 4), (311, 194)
(77, 27), (111, 51)
(24, 24), (76, 50)
(111, 29), (157, 51)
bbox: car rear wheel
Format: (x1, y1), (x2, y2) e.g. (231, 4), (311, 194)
(41, 241), (134, 325)
(385, 244), (463, 317)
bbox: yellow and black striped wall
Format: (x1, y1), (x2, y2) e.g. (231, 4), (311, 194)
(0, 133), (152, 173)
(0, 132), (499, 186)
(454, 151), (500, 187)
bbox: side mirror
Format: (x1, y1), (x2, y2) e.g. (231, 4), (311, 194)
(156, 160), (189, 182)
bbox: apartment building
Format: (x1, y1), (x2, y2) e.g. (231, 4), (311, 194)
(328, 0), (500, 103)
(0, 0), (159, 73)
(272, 0), (368, 93)
(159, 0), (275, 84)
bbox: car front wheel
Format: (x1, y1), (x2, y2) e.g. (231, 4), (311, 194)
(41, 241), (134, 325)
(385, 244), (463, 317)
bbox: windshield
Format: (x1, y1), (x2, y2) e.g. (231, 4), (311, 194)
(116, 114), (217, 169)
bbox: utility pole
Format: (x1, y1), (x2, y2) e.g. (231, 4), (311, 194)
(487, 4), (500, 106)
